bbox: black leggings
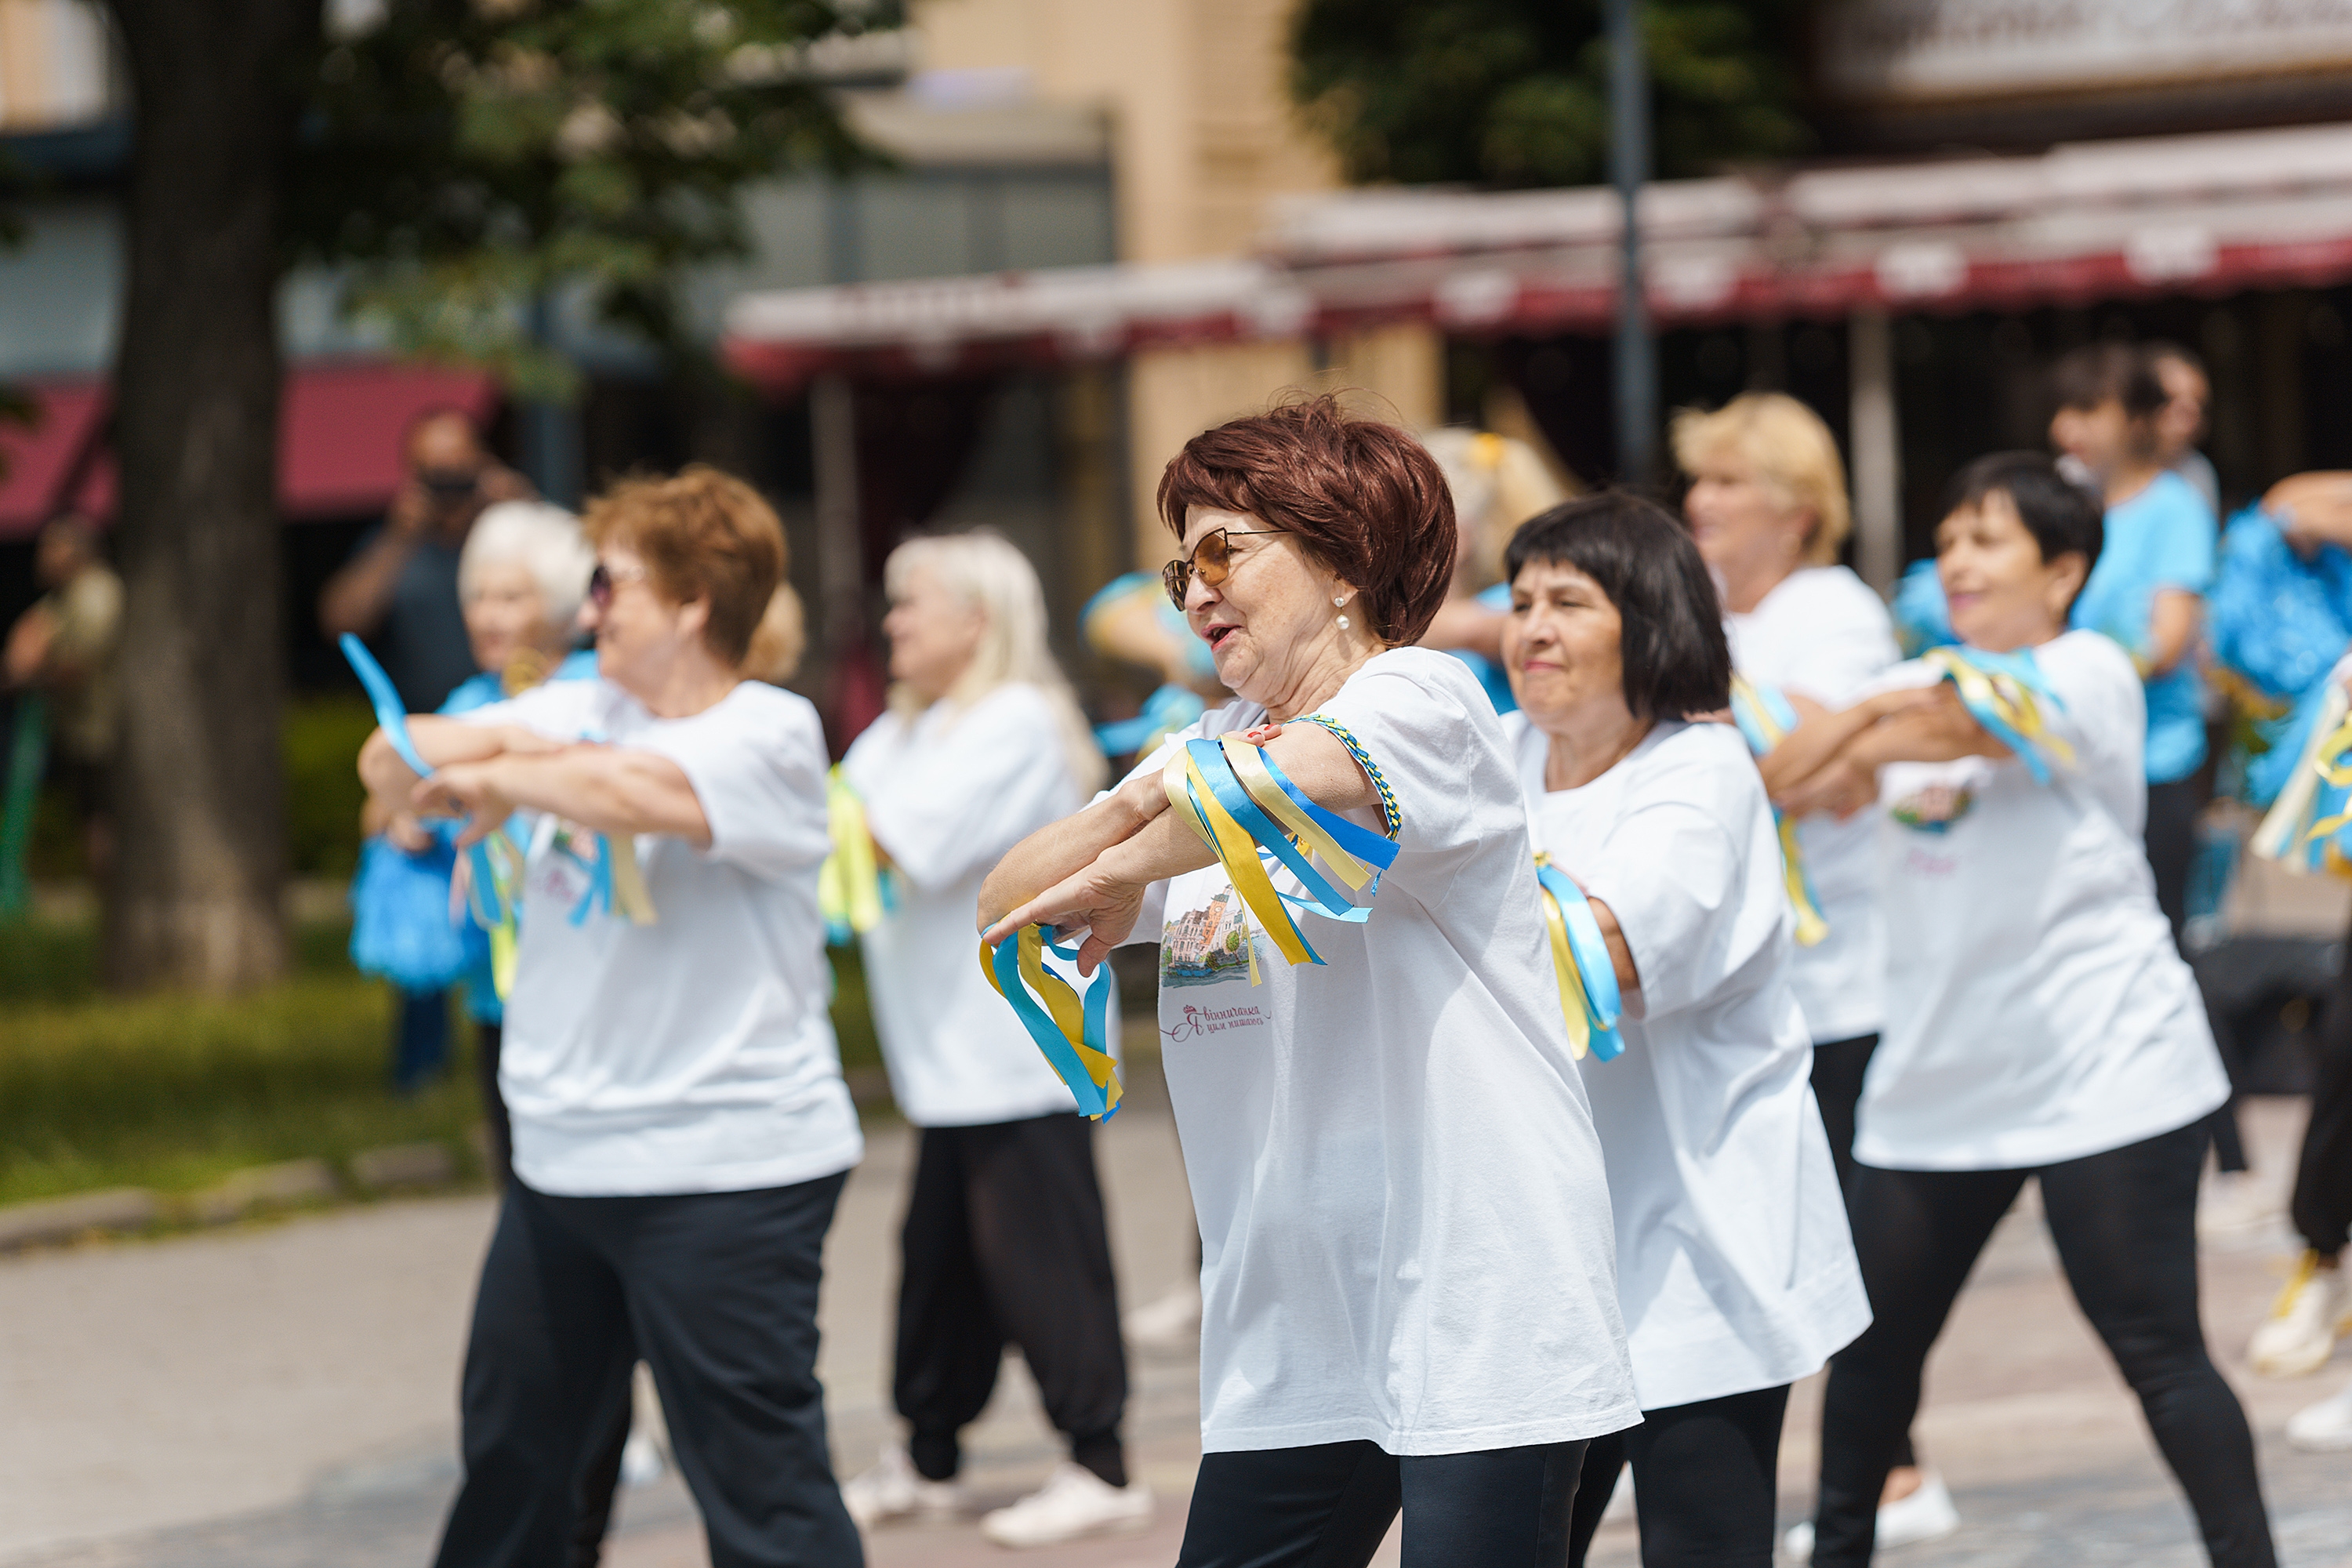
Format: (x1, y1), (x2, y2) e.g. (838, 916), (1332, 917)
(1808, 1033), (1915, 1476)
(1811, 1121), (2273, 1568)
(1564, 1385), (1790, 1568)
(1176, 1439), (1590, 1568)
(2292, 906), (2352, 1257)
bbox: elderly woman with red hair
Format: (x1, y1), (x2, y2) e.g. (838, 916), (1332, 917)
(982, 397), (1635, 1566)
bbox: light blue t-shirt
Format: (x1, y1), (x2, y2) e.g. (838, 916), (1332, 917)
(2071, 469), (2216, 785)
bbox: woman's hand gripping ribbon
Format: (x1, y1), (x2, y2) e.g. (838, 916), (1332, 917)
(1160, 728), (1400, 977)
(1919, 646), (2075, 784)
(1727, 673), (1828, 948)
(1532, 855), (1623, 1061)
(978, 926), (1122, 1120)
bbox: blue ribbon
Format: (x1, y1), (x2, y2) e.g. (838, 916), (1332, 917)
(341, 633), (510, 935)
(987, 933), (1117, 1119)
(1094, 684), (1205, 757)
(1534, 858), (1624, 1062)
(1183, 739), (1366, 921)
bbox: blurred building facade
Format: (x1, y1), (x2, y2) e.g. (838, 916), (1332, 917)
(11, 0), (2352, 736)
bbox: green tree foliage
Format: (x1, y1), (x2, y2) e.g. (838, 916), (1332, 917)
(286, 0), (895, 396)
(1290, 0), (1810, 189)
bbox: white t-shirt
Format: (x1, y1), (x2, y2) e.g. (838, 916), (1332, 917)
(843, 684), (1104, 1128)
(1724, 566), (1898, 1043)
(1859, 631), (2229, 1171)
(457, 678), (864, 1196)
(1116, 648), (1638, 1455)
(1505, 715), (1870, 1411)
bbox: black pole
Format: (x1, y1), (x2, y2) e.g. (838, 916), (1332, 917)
(1606, 0), (1654, 485)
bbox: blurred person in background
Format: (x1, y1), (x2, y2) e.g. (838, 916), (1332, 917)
(2049, 343), (2219, 939)
(322, 407), (534, 710)
(1671, 395), (1956, 1548)
(2, 514), (122, 878)
(1417, 426), (1570, 713)
(2150, 343), (2221, 519)
(833, 532), (1149, 1548)
(328, 408), (534, 1092)
(743, 582), (808, 687)
(359, 467), (864, 1568)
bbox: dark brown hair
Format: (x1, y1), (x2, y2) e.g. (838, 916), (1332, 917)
(2050, 343), (2165, 419)
(583, 466), (786, 665)
(1156, 395), (1457, 646)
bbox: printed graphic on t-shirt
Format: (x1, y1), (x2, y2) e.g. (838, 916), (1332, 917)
(1163, 999), (1269, 1042)
(1160, 887), (1262, 988)
(1890, 783), (1974, 834)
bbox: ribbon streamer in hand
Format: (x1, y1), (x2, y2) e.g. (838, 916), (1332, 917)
(1727, 673), (1829, 948)
(819, 766), (896, 945)
(979, 926), (1121, 1120)
(1921, 646), (2074, 784)
(1093, 684), (1206, 759)
(1161, 732), (1399, 977)
(1533, 853), (1623, 1062)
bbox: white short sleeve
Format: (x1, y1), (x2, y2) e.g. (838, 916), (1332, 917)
(1579, 800), (1755, 1022)
(633, 684), (831, 880)
(850, 686), (1083, 894)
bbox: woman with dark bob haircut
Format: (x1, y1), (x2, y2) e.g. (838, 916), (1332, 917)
(1767, 453), (2271, 1567)
(1497, 494), (1869, 1567)
(981, 396), (1637, 1565)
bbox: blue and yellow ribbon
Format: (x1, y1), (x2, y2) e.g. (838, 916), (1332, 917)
(2254, 682), (2352, 878)
(1728, 673), (1828, 949)
(1094, 684), (1206, 759)
(978, 924), (1122, 1119)
(1921, 646), (2075, 785)
(1160, 731), (1400, 977)
(819, 766), (896, 945)
(1534, 853), (1623, 1062)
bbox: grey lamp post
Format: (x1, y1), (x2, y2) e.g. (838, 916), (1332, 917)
(1606, 0), (1656, 486)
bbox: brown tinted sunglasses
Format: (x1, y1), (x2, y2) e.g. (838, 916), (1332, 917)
(1161, 528), (1290, 612)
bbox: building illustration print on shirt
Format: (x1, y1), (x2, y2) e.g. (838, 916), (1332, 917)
(1161, 887), (1261, 987)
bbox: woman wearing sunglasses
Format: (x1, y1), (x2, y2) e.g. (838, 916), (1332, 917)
(358, 467), (865, 1568)
(981, 396), (1635, 1567)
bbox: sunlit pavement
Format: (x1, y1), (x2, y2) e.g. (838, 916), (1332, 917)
(5, 1064), (2351, 1566)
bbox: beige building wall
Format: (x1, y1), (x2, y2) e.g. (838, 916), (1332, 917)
(916, 0), (1443, 571)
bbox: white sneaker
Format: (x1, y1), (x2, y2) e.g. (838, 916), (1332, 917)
(2286, 1372), (2352, 1450)
(840, 1441), (965, 1529)
(1602, 1465), (1635, 1523)
(1780, 1472), (1960, 1562)
(619, 1429), (666, 1488)
(1123, 1282), (1202, 1350)
(2249, 1253), (2350, 1377)
(2198, 1171), (2281, 1239)
(979, 1461), (1155, 1548)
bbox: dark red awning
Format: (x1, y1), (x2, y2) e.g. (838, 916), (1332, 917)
(0, 360), (499, 540)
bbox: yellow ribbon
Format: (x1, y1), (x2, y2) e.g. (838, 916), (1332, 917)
(820, 766), (886, 942)
(1922, 647), (2077, 779)
(1165, 746), (1316, 969)
(978, 925), (1123, 1118)
(1535, 866), (1592, 1060)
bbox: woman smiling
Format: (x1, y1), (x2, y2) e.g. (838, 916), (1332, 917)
(1496, 494), (1868, 1568)
(1769, 454), (2270, 1568)
(979, 397), (1635, 1568)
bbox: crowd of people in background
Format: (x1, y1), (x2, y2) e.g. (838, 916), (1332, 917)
(5, 328), (2346, 1565)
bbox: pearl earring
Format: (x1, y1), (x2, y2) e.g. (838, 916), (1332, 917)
(1334, 594), (1350, 631)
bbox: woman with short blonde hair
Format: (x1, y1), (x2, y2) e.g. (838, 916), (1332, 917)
(1673, 392), (1853, 572)
(837, 528), (1138, 1547)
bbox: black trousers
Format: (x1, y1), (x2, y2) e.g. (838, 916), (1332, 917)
(434, 1173), (861, 1568)
(1811, 1123), (2272, 1568)
(2146, 776), (2200, 942)
(1176, 1439), (1591, 1568)
(1807, 1033), (1915, 1475)
(896, 1112), (1129, 1486)
(474, 1022), (513, 1191)
(2292, 909), (2352, 1257)
(1565, 1385), (1789, 1568)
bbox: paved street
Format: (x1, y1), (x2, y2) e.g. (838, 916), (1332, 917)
(3, 1059), (2349, 1567)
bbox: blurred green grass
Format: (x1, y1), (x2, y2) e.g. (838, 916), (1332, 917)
(0, 907), (884, 1208)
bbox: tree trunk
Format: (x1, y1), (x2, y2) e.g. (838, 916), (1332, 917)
(103, 0), (319, 991)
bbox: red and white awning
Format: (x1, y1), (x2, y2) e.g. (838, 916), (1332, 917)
(722, 121), (2352, 392)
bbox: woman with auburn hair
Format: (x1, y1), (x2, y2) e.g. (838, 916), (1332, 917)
(1671, 394), (1944, 1550)
(833, 532), (1152, 1549)
(359, 466), (865, 1568)
(980, 396), (1635, 1566)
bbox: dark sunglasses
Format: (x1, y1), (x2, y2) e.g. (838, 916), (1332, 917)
(418, 466), (483, 500)
(586, 561), (647, 610)
(1161, 528), (1289, 612)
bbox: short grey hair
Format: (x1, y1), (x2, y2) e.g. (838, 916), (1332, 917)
(459, 501), (596, 628)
